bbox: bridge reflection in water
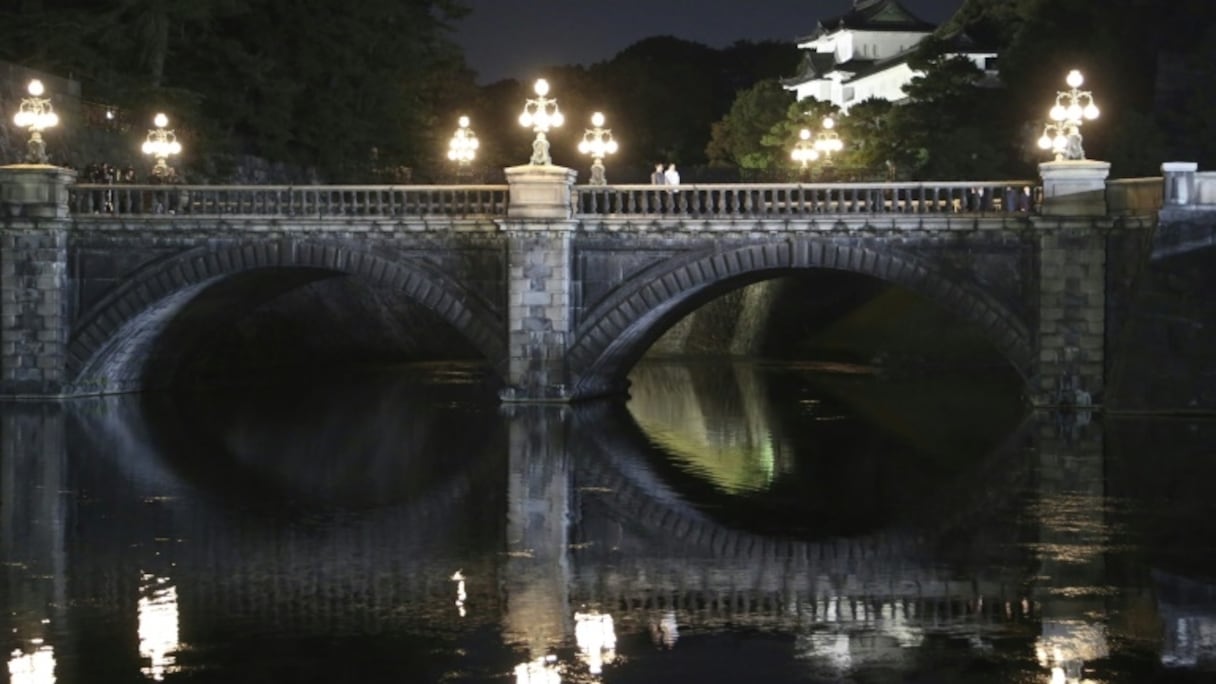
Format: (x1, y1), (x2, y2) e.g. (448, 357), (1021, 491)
(2, 362), (1216, 682)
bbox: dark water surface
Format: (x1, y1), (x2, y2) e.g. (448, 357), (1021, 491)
(3, 361), (1216, 683)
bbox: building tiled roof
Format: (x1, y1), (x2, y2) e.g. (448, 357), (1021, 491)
(782, 29), (997, 90)
(798, 0), (936, 42)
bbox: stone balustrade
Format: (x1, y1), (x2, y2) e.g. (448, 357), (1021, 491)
(68, 183), (510, 217)
(575, 180), (1037, 217)
(62, 180), (1045, 220)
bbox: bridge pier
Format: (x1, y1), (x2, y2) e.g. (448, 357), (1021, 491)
(0, 165), (75, 399)
(498, 165), (580, 402)
(1033, 161), (1111, 407)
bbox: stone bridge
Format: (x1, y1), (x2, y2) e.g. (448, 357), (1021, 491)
(0, 160), (1172, 405)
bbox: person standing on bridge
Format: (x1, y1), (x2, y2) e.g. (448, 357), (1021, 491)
(664, 163), (680, 187)
(650, 162), (667, 213)
(664, 163), (681, 213)
(651, 162), (666, 185)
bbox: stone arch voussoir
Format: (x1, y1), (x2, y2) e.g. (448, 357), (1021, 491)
(568, 239), (1032, 398)
(68, 239), (506, 392)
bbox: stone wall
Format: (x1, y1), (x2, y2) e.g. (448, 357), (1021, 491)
(1106, 209), (1216, 411)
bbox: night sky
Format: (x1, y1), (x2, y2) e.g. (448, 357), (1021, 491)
(453, 0), (964, 84)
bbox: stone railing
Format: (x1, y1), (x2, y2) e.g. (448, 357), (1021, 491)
(68, 184), (510, 217)
(1106, 177), (1163, 216)
(54, 176), (1170, 222)
(573, 180), (1038, 217)
(1161, 162), (1216, 208)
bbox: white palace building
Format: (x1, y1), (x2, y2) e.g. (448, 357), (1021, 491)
(783, 0), (997, 112)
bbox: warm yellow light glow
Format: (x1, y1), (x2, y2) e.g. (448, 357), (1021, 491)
(791, 130), (819, 165)
(1039, 68), (1099, 160)
(575, 611), (617, 675)
(142, 113), (182, 173)
(448, 116), (478, 164)
(7, 646), (56, 684)
(514, 655), (560, 684)
(13, 86), (58, 131)
(138, 573), (182, 681)
(451, 570), (467, 617)
(520, 78), (564, 164)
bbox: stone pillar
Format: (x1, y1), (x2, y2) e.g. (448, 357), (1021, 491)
(1034, 219), (1106, 407)
(0, 165), (75, 398)
(500, 165), (578, 402)
(1033, 160), (1109, 407)
(1038, 160), (1111, 217)
(0, 164), (76, 219)
(1161, 162), (1198, 206)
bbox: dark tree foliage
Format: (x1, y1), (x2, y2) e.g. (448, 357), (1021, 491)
(964, 0), (1216, 174)
(885, 46), (1014, 179)
(0, 0), (472, 181)
(10, 0), (1214, 181)
(705, 79), (795, 172)
(588, 37), (800, 181)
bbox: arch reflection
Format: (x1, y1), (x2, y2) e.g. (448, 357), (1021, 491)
(0, 367), (1213, 681)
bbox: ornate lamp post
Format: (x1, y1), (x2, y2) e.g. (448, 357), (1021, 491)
(790, 128), (819, 172)
(577, 112), (618, 185)
(13, 79), (59, 164)
(141, 113), (182, 180)
(518, 78), (564, 166)
(1037, 69), (1100, 161)
(812, 116), (844, 166)
(447, 115), (479, 179)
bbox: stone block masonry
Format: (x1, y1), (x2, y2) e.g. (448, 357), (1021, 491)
(0, 165), (75, 398)
(501, 228), (576, 402)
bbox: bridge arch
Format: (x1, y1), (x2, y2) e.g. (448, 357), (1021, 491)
(567, 239), (1033, 398)
(67, 239), (506, 394)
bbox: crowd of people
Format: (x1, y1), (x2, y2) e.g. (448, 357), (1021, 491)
(71, 161), (184, 214)
(82, 162), (137, 185)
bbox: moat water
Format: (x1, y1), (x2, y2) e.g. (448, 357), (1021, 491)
(3, 360), (1216, 683)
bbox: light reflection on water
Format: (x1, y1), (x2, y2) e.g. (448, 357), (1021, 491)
(0, 361), (1215, 682)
